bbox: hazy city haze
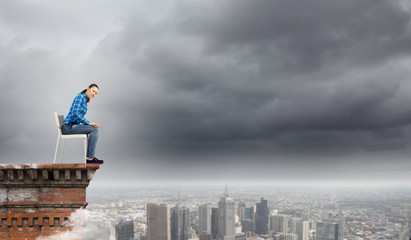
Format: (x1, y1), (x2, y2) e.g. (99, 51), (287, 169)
(1, 0), (411, 186)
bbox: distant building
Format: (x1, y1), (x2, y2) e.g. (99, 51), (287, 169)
(315, 222), (338, 240)
(284, 233), (298, 240)
(289, 219), (309, 240)
(289, 218), (297, 234)
(238, 202), (246, 221)
(217, 189), (236, 240)
(116, 218), (134, 240)
(241, 219), (255, 233)
(321, 212), (344, 240)
(270, 215), (289, 234)
(244, 207), (255, 220)
(199, 204), (212, 234)
(171, 205), (191, 240)
(199, 232), (213, 240)
(255, 198), (269, 235)
(272, 233), (298, 240)
(295, 221), (309, 240)
(234, 233), (246, 240)
(147, 203), (170, 240)
(211, 207), (219, 239)
(338, 212), (344, 240)
(273, 233), (283, 240)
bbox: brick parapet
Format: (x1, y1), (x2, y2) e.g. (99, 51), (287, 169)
(0, 164), (100, 239)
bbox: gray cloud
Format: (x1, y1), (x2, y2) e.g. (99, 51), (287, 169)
(93, 0), (411, 141)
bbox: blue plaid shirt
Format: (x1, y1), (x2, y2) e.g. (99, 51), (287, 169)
(63, 93), (90, 125)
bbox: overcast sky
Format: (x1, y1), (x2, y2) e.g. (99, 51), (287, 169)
(1, 0), (411, 187)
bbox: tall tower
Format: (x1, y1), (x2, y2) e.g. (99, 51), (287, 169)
(147, 203), (170, 240)
(199, 204), (212, 234)
(255, 197), (269, 235)
(171, 204), (190, 240)
(217, 188), (236, 240)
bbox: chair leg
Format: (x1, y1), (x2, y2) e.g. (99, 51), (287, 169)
(54, 136), (60, 164)
(60, 139), (66, 163)
(84, 137), (87, 164)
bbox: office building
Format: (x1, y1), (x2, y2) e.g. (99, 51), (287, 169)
(171, 205), (191, 240)
(217, 189), (236, 240)
(238, 202), (246, 221)
(199, 232), (213, 240)
(241, 219), (255, 233)
(116, 218), (134, 240)
(270, 215), (289, 233)
(211, 207), (219, 239)
(273, 233), (298, 240)
(255, 198), (269, 235)
(199, 204), (212, 234)
(289, 218), (297, 234)
(244, 207), (255, 220)
(289, 219), (309, 240)
(296, 221), (309, 240)
(315, 222), (338, 240)
(284, 233), (298, 240)
(147, 203), (170, 240)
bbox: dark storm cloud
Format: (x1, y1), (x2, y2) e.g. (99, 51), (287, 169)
(174, 0), (411, 75)
(89, 0), (411, 161)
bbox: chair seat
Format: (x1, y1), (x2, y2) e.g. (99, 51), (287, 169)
(60, 134), (87, 139)
(54, 112), (88, 164)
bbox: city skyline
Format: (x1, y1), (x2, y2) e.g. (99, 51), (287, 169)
(84, 184), (411, 239)
(1, 0), (411, 186)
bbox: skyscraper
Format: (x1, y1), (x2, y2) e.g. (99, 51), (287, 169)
(244, 207), (255, 220)
(147, 203), (170, 240)
(217, 189), (236, 240)
(211, 207), (219, 239)
(315, 222), (338, 240)
(294, 220), (309, 240)
(255, 198), (269, 235)
(289, 219), (297, 234)
(237, 202), (246, 221)
(116, 218), (134, 240)
(199, 204), (212, 234)
(270, 215), (289, 234)
(171, 205), (191, 240)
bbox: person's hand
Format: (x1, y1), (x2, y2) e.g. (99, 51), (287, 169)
(90, 122), (100, 128)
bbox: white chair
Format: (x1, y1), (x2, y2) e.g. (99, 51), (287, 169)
(54, 112), (87, 164)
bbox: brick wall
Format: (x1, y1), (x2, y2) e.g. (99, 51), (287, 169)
(0, 164), (99, 240)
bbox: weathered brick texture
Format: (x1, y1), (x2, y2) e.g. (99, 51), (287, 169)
(0, 164), (99, 240)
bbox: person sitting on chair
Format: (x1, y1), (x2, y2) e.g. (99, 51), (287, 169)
(61, 83), (103, 164)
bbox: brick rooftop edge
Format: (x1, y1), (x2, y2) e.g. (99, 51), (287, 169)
(0, 163), (100, 239)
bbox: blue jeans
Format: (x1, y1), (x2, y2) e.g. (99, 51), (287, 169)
(61, 124), (99, 158)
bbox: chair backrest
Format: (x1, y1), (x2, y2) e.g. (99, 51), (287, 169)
(54, 112), (65, 132)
